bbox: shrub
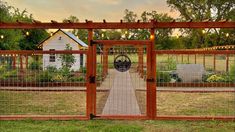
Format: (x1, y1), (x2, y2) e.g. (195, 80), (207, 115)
(37, 71), (53, 82)
(58, 66), (71, 77)
(46, 66), (58, 72)
(79, 66), (87, 73)
(97, 64), (102, 74)
(229, 64), (235, 82)
(206, 74), (226, 82)
(157, 71), (171, 83)
(69, 76), (85, 82)
(0, 70), (17, 80)
(29, 61), (41, 70)
(51, 74), (66, 82)
(166, 57), (177, 70)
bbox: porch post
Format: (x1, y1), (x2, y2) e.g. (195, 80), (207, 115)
(13, 55), (16, 69)
(226, 53), (229, 72)
(20, 55), (23, 70)
(102, 45), (109, 78)
(25, 55), (28, 69)
(86, 25), (97, 118)
(213, 54), (216, 71)
(137, 45), (144, 78)
(146, 25), (156, 119)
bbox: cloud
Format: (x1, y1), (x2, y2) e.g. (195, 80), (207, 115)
(3, 0), (177, 22)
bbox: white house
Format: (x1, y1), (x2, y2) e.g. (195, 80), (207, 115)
(38, 29), (88, 71)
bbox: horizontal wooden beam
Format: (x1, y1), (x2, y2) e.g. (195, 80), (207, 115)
(0, 50), (87, 55)
(0, 21), (234, 29)
(155, 50), (235, 54)
(93, 40), (151, 45)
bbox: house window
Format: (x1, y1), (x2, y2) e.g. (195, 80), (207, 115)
(49, 49), (55, 62)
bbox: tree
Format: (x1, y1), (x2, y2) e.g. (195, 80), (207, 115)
(63, 15), (88, 44)
(167, 0), (235, 47)
(0, 1), (49, 50)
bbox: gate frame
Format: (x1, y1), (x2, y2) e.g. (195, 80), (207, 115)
(0, 20), (234, 120)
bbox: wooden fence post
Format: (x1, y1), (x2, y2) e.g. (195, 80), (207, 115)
(102, 45), (109, 77)
(146, 27), (156, 119)
(13, 55), (16, 69)
(213, 54), (216, 71)
(226, 53), (229, 72)
(203, 54), (205, 68)
(86, 26), (96, 118)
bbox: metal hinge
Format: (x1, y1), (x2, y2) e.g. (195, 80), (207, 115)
(89, 76), (96, 83)
(90, 113), (100, 120)
(146, 78), (155, 82)
(90, 40), (99, 46)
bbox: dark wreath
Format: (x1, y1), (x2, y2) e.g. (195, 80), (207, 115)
(113, 54), (131, 72)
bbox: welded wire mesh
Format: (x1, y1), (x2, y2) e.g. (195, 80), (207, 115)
(97, 45), (146, 115)
(155, 52), (235, 116)
(0, 51), (87, 115)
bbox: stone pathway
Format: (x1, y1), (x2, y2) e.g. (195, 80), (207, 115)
(102, 70), (141, 115)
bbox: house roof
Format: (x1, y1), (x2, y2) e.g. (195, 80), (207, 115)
(38, 29), (88, 48)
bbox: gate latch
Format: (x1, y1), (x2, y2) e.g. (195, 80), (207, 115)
(147, 78), (155, 82)
(89, 76), (96, 83)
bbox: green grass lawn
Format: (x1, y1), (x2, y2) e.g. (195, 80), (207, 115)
(0, 120), (234, 132)
(136, 91), (235, 116)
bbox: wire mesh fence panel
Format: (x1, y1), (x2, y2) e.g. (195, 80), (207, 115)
(0, 51), (87, 116)
(97, 45), (146, 116)
(155, 52), (235, 117)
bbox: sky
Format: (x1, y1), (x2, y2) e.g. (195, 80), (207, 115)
(4, 0), (180, 22)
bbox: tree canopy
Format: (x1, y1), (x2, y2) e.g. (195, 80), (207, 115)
(0, 1), (49, 50)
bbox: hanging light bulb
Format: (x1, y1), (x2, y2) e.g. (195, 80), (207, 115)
(226, 33), (229, 37)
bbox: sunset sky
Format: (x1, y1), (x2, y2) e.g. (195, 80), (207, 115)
(4, 0), (180, 22)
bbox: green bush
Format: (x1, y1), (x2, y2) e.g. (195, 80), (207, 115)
(37, 71), (53, 82)
(157, 71), (171, 83)
(97, 64), (102, 74)
(206, 74), (226, 82)
(46, 66), (58, 72)
(0, 70), (17, 80)
(229, 64), (235, 82)
(79, 66), (87, 73)
(29, 61), (41, 70)
(69, 76), (85, 82)
(51, 74), (66, 82)
(58, 66), (71, 77)
(166, 57), (177, 70)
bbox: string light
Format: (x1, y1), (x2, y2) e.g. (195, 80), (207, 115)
(176, 34), (179, 38)
(202, 30), (206, 34)
(125, 30), (128, 35)
(226, 33), (229, 37)
(150, 34), (155, 40)
(26, 31), (30, 36)
(0, 35), (4, 39)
